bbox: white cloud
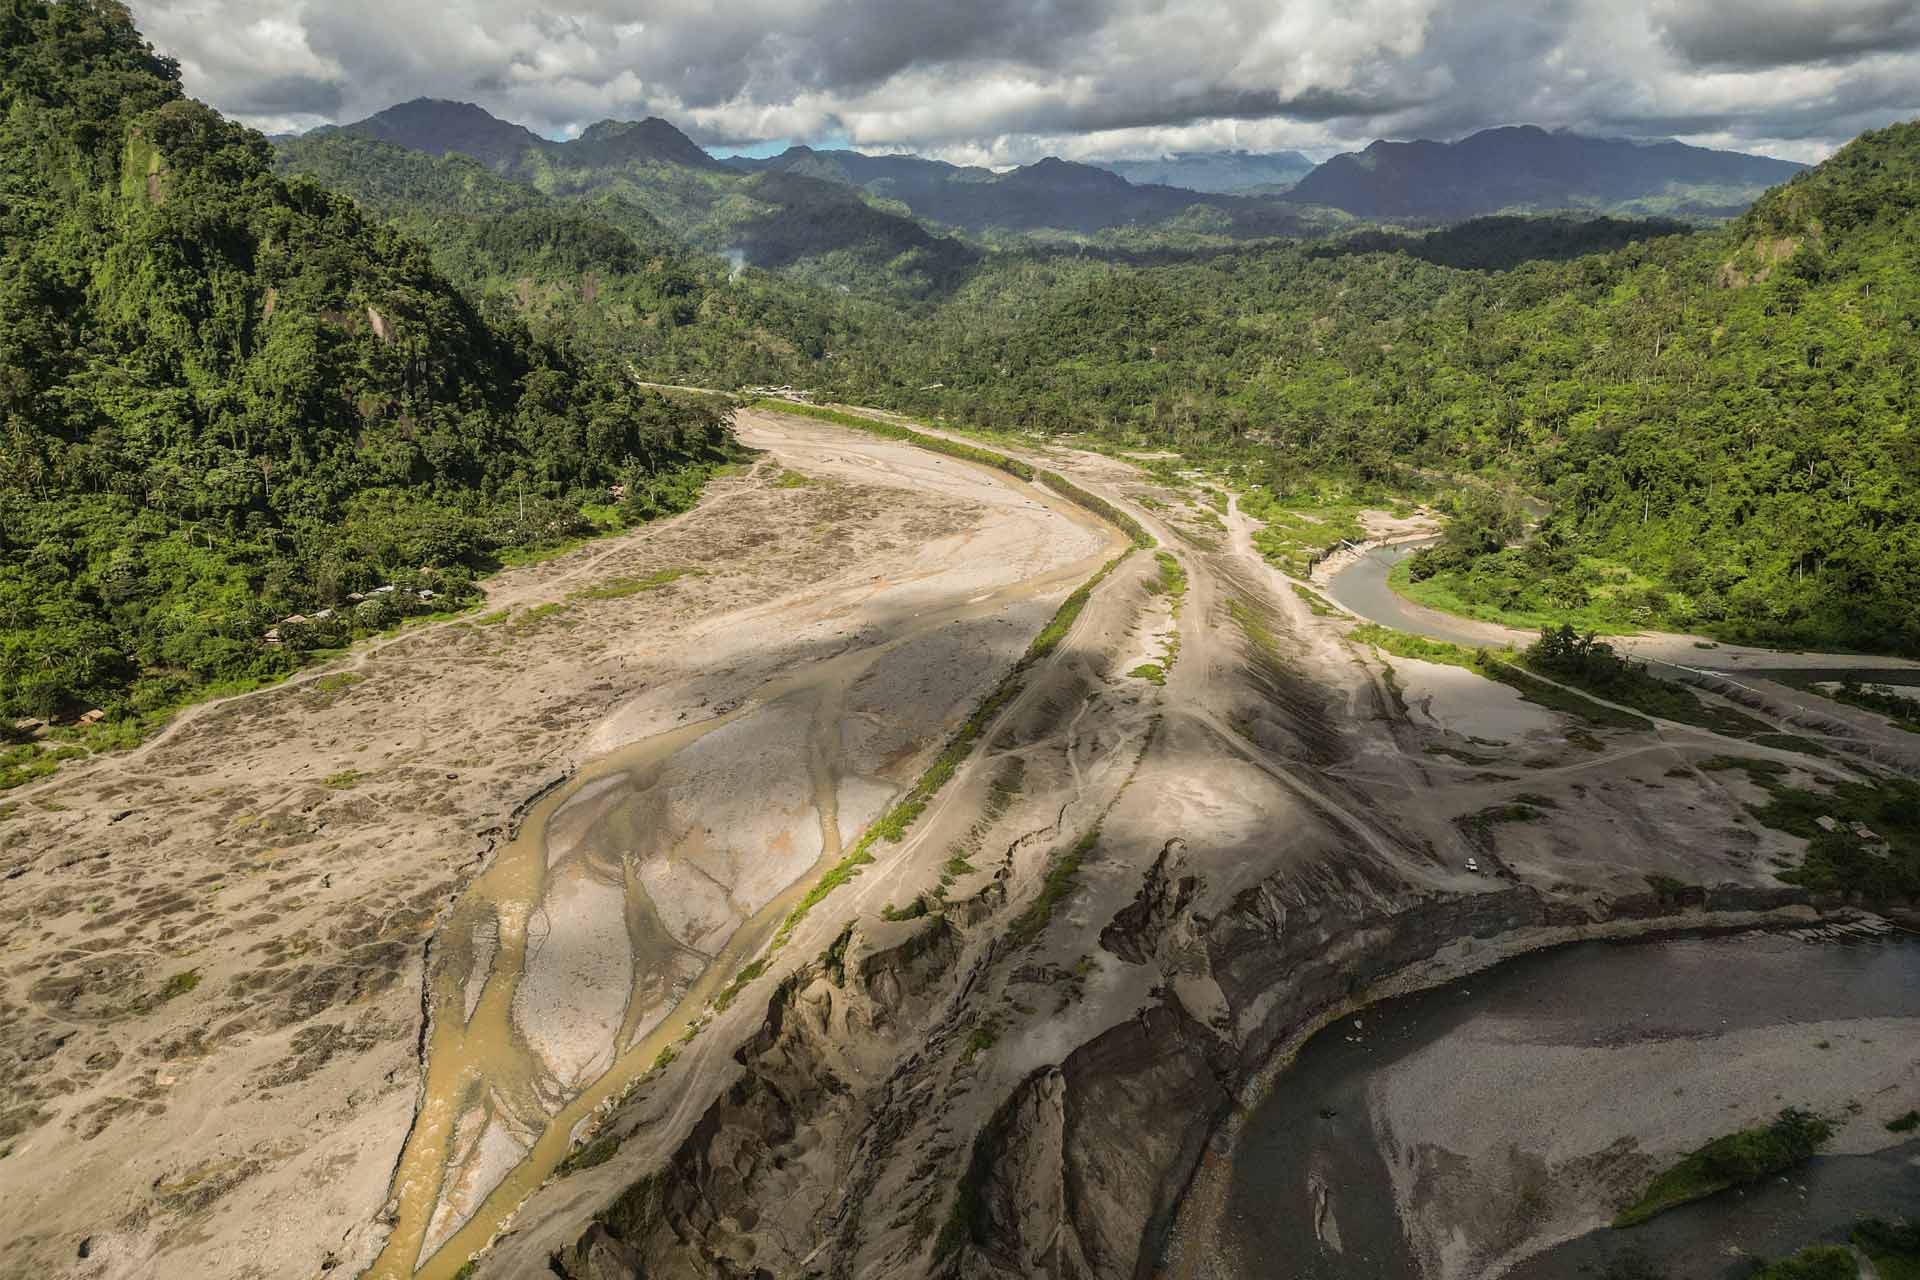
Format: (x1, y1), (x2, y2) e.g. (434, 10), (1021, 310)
(127, 0), (1920, 159)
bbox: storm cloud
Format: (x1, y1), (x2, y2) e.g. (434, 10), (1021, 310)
(128, 0), (1920, 163)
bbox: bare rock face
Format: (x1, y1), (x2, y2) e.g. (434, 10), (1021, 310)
(552, 1223), (642, 1279)
(945, 1002), (1234, 1280)
(551, 912), (965, 1280)
(539, 850), (1839, 1280)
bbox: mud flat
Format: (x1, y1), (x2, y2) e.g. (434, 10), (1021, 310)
(0, 411), (1109, 1280)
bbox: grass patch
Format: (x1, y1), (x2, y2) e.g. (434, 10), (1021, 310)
(567, 567), (703, 601)
(1613, 1107), (1830, 1228)
(1749, 1246), (1858, 1279)
(749, 399), (1035, 482)
(0, 741), (86, 791)
(158, 970), (201, 1000)
(1128, 662), (1166, 685)
(1239, 490), (1366, 576)
(556, 1131), (621, 1176)
(510, 601), (571, 628)
(1151, 550), (1188, 604)
(320, 769), (368, 789)
(1005, 828), (1100, 949)
(472, 608), (513, 626)
(1454, 801), (1550, 852)
(1854, 1218), (1920, 1280)
(960, 1018), (999, 1065)
(1750, 732), (1832, 758)
(1291, 583), (1341, 617)
(1523, 626), (1769, 735)
(768, 467), (814, 488)
(1888, 1110), (1920, 1133)
(1347, 623), (1654, 731)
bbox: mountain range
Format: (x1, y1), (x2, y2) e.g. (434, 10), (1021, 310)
(307, 101), (1807, 240)
(720, 145), (1304, 234)
(1089, 149), (1315, 194)
(1290, 125), (1805, 218)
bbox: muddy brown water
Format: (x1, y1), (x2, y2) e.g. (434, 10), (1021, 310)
(368, 468), (1123, 1279)
(1215, 930), (1920, 1279)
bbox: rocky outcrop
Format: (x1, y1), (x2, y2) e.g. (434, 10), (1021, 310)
(935, 873), (1834, 1280)
(941, 1002), (1234, 1280)
(544, 847), (1842, 1280)
(552, 911), (963, 1280)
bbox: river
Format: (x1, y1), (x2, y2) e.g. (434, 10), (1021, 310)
(1215, 929), (1920, 1279)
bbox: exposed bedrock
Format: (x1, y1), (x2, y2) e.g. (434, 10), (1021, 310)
(542, 838), (1850, 1280)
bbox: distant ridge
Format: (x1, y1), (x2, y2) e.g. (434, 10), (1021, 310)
(726, 145), (1299, 233)
(326, 98), (729, 172)
(1288, 125), (1804, 219)
(1090, 149), (1315, 194)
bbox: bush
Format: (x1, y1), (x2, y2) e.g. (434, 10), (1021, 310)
(1614, 1108), (1831, 1227)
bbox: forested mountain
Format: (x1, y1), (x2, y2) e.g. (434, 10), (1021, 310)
(1091, 149), (1315, 194)
(273, 132), (870, 385)
(813, 123), (1920, 653)
(331, 98), (729, 172)
(316, 101), (974, 290)
(0, 1), (730, 721)
(724, 145), (1310, 235)
(1289, 125), (1805, 219)
(720, 144), (987, 189)
(328, 97), (550, 168)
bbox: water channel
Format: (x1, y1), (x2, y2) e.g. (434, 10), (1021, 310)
(1217, 930), (1920, 1279)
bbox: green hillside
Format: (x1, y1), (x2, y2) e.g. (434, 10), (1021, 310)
(274, 132), (874, 386)
(325, 100), (980, 296)
(0, 0), (730, 724)
(815, 124), (1920, 654)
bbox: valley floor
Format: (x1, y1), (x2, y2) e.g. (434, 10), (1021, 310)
(3, 407), (1912, 1280)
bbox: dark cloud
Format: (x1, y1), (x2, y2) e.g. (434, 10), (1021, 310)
(126, 0), (1920, 164)
(1653, 0), (1920, 69)
(220, 74), (346, 118)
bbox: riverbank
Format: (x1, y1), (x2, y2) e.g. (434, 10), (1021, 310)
(1163, 914), (1918, 1279)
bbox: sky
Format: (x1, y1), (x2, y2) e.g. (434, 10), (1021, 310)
(127, 0), (1920, 165)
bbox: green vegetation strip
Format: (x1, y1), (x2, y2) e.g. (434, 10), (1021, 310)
(1004, 828), (1101, 949)
(1748, 1221), (1920, 1280)
(750, 399), (1156, 549)
(567, 566), (704, 601)
(1818, 678), (1920, 733)
(747, 399), (1034, 480)
(1613, 1107), (1830, 1228)
(1522, 626), (1769, 735)
(1036, 471), (1154, 548)
(708, 541), (1136, 1013)
(1347, 623), (1654, 731)
(1702, 755), (1920, 900)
